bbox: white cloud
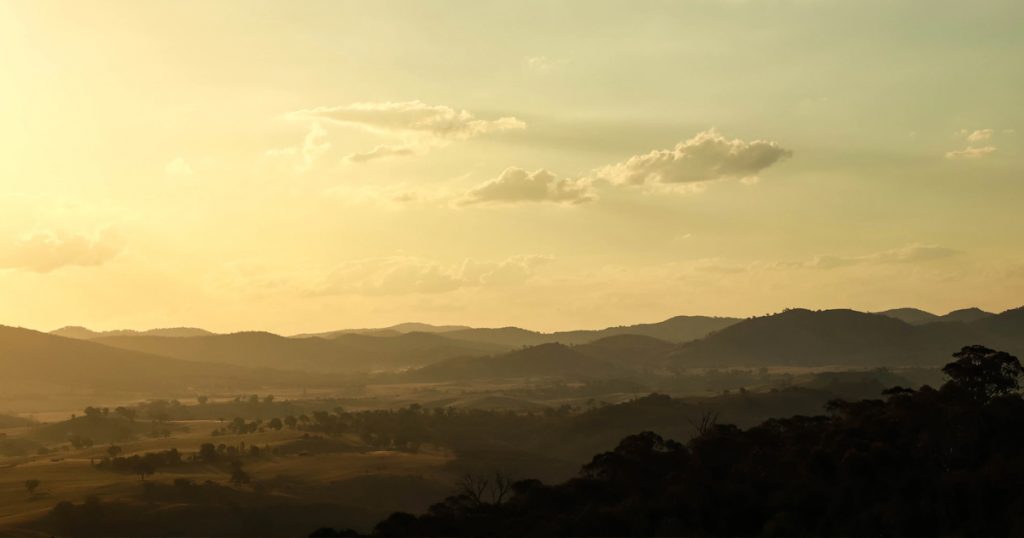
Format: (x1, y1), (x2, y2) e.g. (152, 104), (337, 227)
(962, 128), (993, 142)
(289, 100), (525, 140)
(164, 158), (194, 178)
(344, 144), (416, 163)
(947, 128), (998, 159)
(0, 228), (124, 273)
(595, 129), (792, 185)
(945, 146), (997, 159)
(460, 168), (595, 206)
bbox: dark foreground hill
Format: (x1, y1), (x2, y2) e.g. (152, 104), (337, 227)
(350, 346), (1024, 537)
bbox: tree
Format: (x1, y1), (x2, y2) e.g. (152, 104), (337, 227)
(24, 479), (40, 495)
(456, 474), (490, 507)
(284, 415), (298, 429)
(198, 443), (218, 463)
(942, 345), (1024, 402)
(229, 461), (250, 487)
(115, 406), (137, 422)
(268, 417), (283, 430)
(134, 461), (155, 481)
(197, 395), (209, 405)
(107, 445), (123, 458)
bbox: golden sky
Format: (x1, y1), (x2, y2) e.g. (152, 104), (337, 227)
(1, 1), (1022, 333)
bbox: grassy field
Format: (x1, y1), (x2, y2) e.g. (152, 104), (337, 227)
(0, 419), (457, 536)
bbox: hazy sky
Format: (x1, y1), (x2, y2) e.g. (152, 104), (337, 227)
(1, 0), (1022, 333)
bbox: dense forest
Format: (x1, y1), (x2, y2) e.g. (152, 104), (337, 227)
(305, 345), (1024, 537)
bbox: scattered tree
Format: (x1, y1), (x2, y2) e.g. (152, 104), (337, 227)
(24, 479), (40, 496)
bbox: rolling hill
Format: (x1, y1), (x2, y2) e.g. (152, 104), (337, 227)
(0, 325), (316, 395)
(877, 307), (994, 325)
(668, 308), (1023, 368)
(51, 326), (215, 339)
(92, 331), (509, 373)
(438, 315), (740, 348)
(406, 343), (629, 382)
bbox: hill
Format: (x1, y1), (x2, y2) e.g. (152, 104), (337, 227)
(877, 308), (939, 325)
(93, 331), (508, 373)
(878, 307), (994, 325)
(668, 308), (1023, 368)
(940, 307), (993, 323)
(294, 322), (472, 338)
(0, 326), (312, 395)
(407, 343), (627, 382)
(440, 315), (740, 348)
(51, 326), (214, 339)
(573, 334), (676, 370)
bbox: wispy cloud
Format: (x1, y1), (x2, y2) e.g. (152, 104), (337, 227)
(945, 146), (997, 159)
(0, 228), (124, 273)
(947, 128), (998, 159)
(312, 254), (553, 296)
(808, 244), (960, 269)
(344, 144), (416, 163)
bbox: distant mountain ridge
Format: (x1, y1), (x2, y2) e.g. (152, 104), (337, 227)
(669, 307), (1023, 368)
(51, 326), (215, 339)
(0, 326), (321, 394)
(876, 307), (994, 325)
(91, 330), (509, 373)
(294, 322), (472, 338)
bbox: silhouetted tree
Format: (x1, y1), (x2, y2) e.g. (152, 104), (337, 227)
(942, 345), (1024, 402)
(134, 461), (155, 481)
(229, 461), (250, 487)
(24, 479), (40, 495)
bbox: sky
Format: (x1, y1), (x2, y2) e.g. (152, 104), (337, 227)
(0, 0), (1022, 334)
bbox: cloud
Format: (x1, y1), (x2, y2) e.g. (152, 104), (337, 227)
(808, 244), (960, 270)
(0, 228), (124, 273)
(460, 168), (595, 206)
(164, 158), (194, 178)
(962, 128), (993, 142)
(312, 254), (552, 296)
(524, 56), (568, 73)
(266, 122), (332, 172)
(947, 128), (998, 159)
(596, 129), (792, 185)
(945, 146), (997, 159)
(289, 100), (525, 140)
(344, 144), (416, 163)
